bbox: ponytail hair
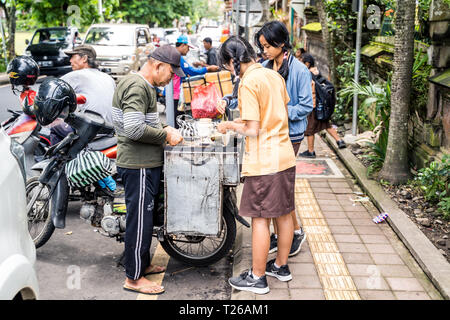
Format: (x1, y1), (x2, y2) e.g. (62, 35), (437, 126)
(218, 36), (256, 99)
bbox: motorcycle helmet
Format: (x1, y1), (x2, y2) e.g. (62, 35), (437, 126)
(33, 78), (77, 126)
(7, 56), (40, 90)
(20, 89), (37, 117)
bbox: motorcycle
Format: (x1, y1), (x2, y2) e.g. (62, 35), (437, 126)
(26, 107), (248, 267)
(1, 90), (88, 178)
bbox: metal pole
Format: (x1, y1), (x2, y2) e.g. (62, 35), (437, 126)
(244, 0), (250, 41)
(165, 79), (175, 127)
(352, 0), (364, 136)
(235, 0), (240, 36)
(98, 0), (104, 22)
(0, 16), (8, 66)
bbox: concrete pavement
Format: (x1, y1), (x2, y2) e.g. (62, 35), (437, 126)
(231, 135), (443, 300)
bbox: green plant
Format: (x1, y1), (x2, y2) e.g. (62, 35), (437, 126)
(332, 47), (369, 123)
(414, 155), (450, 218)
(363, 141), (386, 176)
(438, 197), (450, 220)
(411, 49), (432, 119)
(339, 77), (392, 176)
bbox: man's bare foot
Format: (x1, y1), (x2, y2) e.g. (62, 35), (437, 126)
(144, 264), (166, 275)
(124, 277), (164, 295)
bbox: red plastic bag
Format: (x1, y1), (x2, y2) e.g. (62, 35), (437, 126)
(190, 82), (221, 119)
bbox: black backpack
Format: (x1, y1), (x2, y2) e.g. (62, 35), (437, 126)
(312, 74), (336, 121)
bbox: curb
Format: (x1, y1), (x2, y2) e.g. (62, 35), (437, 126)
(325, 132), (450, 300)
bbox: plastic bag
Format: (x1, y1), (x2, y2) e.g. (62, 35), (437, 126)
(190, 82), (221, 119)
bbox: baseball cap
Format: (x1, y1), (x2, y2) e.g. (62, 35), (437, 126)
(64, 44), (96, 59)
(176, 34), (196, 49)
(149, 44), (185, 77)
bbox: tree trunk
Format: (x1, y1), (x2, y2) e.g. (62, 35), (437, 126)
(1, 1), (17, 60)
(315, 0), (338, 86)
(378, 0), (416, 184)
(7, 5), (16, 59)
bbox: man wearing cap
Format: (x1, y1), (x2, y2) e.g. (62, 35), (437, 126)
(62, 44), (116, 124)
(172, 34), (219, 127)
(112, 44), (184, 296)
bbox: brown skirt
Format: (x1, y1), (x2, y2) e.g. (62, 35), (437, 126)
(239, 166), (296, 218)
(305, 111), (332, 136)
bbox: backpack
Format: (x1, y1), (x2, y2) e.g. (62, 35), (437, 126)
(312, 74), (336, 121)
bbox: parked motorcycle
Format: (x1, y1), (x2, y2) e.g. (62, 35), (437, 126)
(26, 77), (248, 267)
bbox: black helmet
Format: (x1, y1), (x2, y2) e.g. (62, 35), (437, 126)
(6, 56), (40, 89)
(33, 78), (77, 126)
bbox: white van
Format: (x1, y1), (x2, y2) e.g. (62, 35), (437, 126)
(83, 23), (156, 81)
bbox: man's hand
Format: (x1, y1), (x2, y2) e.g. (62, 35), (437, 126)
(217, 121), (231, 134)
(216, 99), (227, 115)
(206, 65), (220, 72)
(164, 126), (184, 146)
(193, 61), (205, 68)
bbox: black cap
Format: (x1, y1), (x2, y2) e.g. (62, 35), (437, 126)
(149, 44), (185, 77)
(64, 44), (96, 59)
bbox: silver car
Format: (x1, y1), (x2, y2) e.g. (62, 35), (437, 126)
(83, 23), (155, 81)
(0, 129), (39, 300)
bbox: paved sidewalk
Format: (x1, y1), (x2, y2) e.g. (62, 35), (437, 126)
(232, 135), (443, 300)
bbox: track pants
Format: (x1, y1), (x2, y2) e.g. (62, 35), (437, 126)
(117, 166), (162, 280)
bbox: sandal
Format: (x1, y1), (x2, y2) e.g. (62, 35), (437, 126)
(123, 284), (165, 295)
(144, 264), (166, 276)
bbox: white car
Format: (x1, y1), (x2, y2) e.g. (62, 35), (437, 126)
(198, 26), (222, 48)
(0, 129), (39, 300)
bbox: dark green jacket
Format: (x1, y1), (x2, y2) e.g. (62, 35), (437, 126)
(112, 73), (167, 169)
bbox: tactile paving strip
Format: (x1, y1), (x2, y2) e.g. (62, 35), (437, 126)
(295, 179), (361, 300)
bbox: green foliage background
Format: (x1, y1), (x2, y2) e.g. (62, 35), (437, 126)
(13, 0), (221, 31)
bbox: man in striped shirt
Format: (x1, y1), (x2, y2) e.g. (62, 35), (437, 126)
(112, 45), (184, 296)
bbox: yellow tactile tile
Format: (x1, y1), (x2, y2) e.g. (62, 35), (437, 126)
(316, 264), (350, 277)
(295, 178), (361, 300)
(301, 218), (329, 227)
(324, 290), (361, 300)
(308, 241), (339, 253)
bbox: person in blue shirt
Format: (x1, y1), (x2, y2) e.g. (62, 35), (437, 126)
(255, 21), (314, 258)
(173, 34), (219, 127)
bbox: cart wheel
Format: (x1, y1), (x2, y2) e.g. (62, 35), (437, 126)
(159, 203), (237, 267)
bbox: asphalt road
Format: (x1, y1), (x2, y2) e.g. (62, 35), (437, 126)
(35, 202), (233, 300)
(0, 77), (47, 122)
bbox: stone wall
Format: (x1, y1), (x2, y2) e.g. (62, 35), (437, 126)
(302, 1), (449, 170)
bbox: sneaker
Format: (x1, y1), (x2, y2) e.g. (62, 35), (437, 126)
(269, 233), (278, 254)
(289, 231), (307, 257)
(337, 140), (347, 149)
(228, 270), (270, 295)
(265, 259), (292, 282)
(299, 150), (316, 158)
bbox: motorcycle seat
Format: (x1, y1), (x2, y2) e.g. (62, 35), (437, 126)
(87, 136), (117, 151)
